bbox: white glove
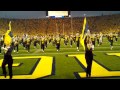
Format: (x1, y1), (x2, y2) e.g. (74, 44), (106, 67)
(1, 47), (8, 51)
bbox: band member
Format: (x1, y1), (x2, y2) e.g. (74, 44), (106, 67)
(109, 33), (113, 50)
(91, 33), (95, 50)
(48, 35), (52, 43)
(99, 32), (103, 45)
(2, 45), (13, 79)
(114, 33), (118, 42)
(64, 35), (68, 46)
(13, 35), (19, 53)
(0, 35), (2, 54)
(70, 35), (73, 47)
(52, 36), (56, 46)
(33, 35), (38, 48)
(2, 21), (14, 79)
(44, 36), (47, 48)
(41, 36), (45, 52)
(22, 34), (27, 49)
(96, 33), (100, 46)
(84, 34), (93, 78)
(1, 35), (4, 47)
(26, 36), (31, 53)
(76, 32), (80, 51)
(56, 36), (61, 51)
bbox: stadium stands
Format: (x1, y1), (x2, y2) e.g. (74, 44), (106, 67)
(0, 14), (120, 36)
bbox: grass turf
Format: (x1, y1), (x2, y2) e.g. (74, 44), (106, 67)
(0, 37), (120, 79)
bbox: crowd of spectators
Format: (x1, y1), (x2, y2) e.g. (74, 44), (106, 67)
(0, 14), (120, 36)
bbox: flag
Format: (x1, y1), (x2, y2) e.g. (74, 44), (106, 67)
(4, 21), (13, 46)
(80, 16), (89, 51)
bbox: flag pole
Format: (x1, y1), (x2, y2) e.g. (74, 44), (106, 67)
(63, 23), (64, 35)
(71, 15), (73, 35)
(9, 21), (11, 31)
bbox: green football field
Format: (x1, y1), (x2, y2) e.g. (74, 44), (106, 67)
(0, 37), (120, 79)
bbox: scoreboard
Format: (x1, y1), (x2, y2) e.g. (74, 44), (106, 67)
(46, 11), (70, 18)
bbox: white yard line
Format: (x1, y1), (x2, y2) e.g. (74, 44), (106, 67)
(4, 50), (120, 56)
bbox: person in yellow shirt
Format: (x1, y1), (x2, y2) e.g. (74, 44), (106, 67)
(2, 21), (14, 79)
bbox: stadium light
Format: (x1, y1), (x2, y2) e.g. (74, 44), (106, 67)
(84, 14), (86, 17)
(69, 15), (71, 17)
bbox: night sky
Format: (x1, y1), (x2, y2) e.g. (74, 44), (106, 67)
(0, 11), (120, 19)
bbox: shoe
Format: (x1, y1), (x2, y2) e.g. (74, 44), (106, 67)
(4, 74), (6, 78)
(89, 74), (91, 77)
(10, 76), (12, 79)
(86, 74), (89, 77)
(3, 73), (7, 78)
